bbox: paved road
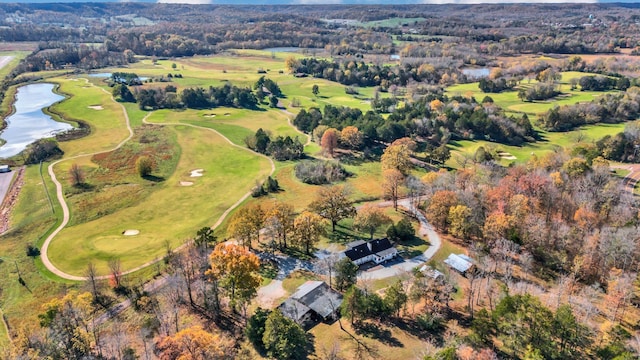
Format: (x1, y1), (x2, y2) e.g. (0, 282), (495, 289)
(0, 56), (14, 72)
(611, 164), (640, 194)
(357, 198), (442, 280)
(0, 171), (14, 205)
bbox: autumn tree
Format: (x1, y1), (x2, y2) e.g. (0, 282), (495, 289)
(293, 210), (326, 254)
(37, 291), (96, 359)
(265, 201), (295, 249)
(382, 168), (404, 211)
(206, 243), (261, 308)
(381, 137), (416, 174)
(263, 310), (309, 360)
(227, 204), (264, 250)
(321, 128), (340, 157)
(353, 203), (392, 239)
(310, 185), (355, 232)
(285, 55), (300, 73)
(155, 326), (232, 360)
(68, 163), (85, 187)
(340, 126), (363, 150)
(426, 190), (458, 231)
(448, 204), (473, 240)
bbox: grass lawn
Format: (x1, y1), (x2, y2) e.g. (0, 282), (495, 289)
(0, 166), (74, 341)
(311, 319), (430, 360)
(49, 78), (130, 156)
(47, 124), (272, 275)
(146, 107), (302, 144)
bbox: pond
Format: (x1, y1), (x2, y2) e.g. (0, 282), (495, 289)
(461, 67), (491, 79)
(0, 83), (73, 158)
(88, 72), (149, 81)
(262, 47), (302, 53)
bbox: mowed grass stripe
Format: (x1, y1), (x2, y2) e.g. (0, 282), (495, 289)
(51, 78), (130, 156)
(47, 125), (272, 275)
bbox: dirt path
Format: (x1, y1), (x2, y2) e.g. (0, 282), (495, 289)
(0, 167), (23, 234)
(280, 108), (311, 146)
(0, 56), (14, 72)
(612, 164), (640, 194)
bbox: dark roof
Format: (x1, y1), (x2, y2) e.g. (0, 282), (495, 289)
(280, 281), (343, 322)
(292, 281), (343, 319)
(279, 298), (311, 323)
(344, 238), (395, 262)
(375, 248), (397, 258)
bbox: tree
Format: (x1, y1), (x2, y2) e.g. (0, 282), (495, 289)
(285, 55), (300, 73)
(112, 83), (135, 102)
(321, 128), (340, 157)
(194, 227), (216, 249)
(387, 218), (415, 242)
(293, 211), (326, 254)
(335, 257), (358, 292)
(381, 138), (415, 174)
(37, 291), (96, 359)
(312, 84), (320, 97)
(206, 243), (261, 307)
(263, 310), (309, 360)
(227, 204), (264, 250)
(353, 204), (392, 239)
(310, 185), (356, 232)
(426, 190), (458, 231)
(155, 326), (231, 360)
(340, 126), (363, 150)
(341, 286), (366, 325)
(171, 62), (177, 70)
(265, 201), (295, 249)
(269, 95), (279, 108)
(108, 258), (123, 290)
(448, 205), (472, 240)
(136, 156), (154, 178)
(384, 280), (408, 317)
(246, 307), (271, 351)
(68, 163), (85, 187)
(382, 168), (404, 211)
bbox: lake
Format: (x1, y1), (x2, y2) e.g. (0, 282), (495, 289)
(461, 67), (491, 79)
(0, 83), (73, 158)
(263, 47), (302, 53)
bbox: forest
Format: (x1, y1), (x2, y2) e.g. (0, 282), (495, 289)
(2, 2), (640, 360)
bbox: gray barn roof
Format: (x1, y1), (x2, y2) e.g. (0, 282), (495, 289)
(291, 281), (343, 319)
(444, 254), (474, 273)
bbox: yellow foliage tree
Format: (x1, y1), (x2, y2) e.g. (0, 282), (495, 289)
(381, 137), (416, 174)
(448, 204), (472, 240)
(340, 126), (363, 150)
(206, 243), (261, 305)
(293, 210), (326, 254)
(382, 168), (404, 211)
(353, 203), (392, 239)
(155, 326), (231, 360)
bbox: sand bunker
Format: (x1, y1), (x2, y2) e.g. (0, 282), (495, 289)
(190, 169), (204, 177)
(88, 105), (103, 110)
(203, 114), (217, 118)
(498, 151), (517, 160)
(180, 181), (194, 186)
(224, 113), (231, 116)
(123, 229), (140, 236)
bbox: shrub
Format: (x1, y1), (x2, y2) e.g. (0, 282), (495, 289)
(26, 244), (40, 257)
(136, 156), (154, 177)
(294, 160), (349, 185)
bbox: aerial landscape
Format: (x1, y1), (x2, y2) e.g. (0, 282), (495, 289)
(2, 2), (640, 359)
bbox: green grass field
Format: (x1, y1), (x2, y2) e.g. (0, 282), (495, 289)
(0, 166), (74, 343)
(47, 124), (272, 275)
(50, 78), (131, 156)
(445, 72), (628, 165)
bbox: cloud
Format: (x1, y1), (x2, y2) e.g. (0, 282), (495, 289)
(420, 0), (596, 3)
(293, 0), (344, 3)
(157, 0), (212, 3)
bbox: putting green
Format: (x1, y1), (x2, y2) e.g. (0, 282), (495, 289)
(47, 125), (272, 275)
